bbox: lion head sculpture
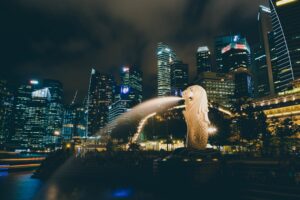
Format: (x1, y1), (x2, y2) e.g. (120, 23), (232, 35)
(182, 85), (210, 150)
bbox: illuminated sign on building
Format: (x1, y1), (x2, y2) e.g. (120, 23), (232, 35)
(197, 46), (209, 52)
(120, 85), (130, 94)
(32, 88), (51, 99)
(221, 45), (231, 54)
(233, 35), (240, 42)
(221, 43), (250, 54)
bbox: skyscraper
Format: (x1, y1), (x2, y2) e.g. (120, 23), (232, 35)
(221, 37), (253, 98)
(170, 60), (189, 96)
(253, 5), (275, 98)
(0, 80), (13, 147)
(215, 34), (243, 72)
(43, 79), (64, 139)
(120, 65), (143, 104)
(87, 69), (114, 136)
(194, 72), (235, 108)
(13, 80), (37, 149)
(62, 103), (87, 140)
(28, 87), (51, 150)
(196, 46), (212, 73)
(269, 0), (300, 92)
(157, 42), (177, 97)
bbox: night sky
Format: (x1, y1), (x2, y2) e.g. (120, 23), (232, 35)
(1, 0), (268, 103)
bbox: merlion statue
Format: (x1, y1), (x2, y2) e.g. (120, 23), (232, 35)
(182, 85), (210, 150)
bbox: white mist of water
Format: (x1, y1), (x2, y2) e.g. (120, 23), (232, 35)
(95, 96), (183, 137)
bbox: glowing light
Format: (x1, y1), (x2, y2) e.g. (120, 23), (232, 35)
(221, 45), (231, 54)
(233, 35), (239, 42)
(121, 85), (130, 94)
(30, 80), (39, 85)
(122, 67), (130, 72)
(32, 88), (51, 99)
(235, 44), (247, 51)
(197, 46), (209, 52)
(54, 131), (60, 136)
(196, 158), (203, 162)
(112, 189), (132, 198)
(0, 157), (45, 162)
(260, 5), (271, 13)
(276, 0), (298, 6)
(212, 158), (219, 162)
(0, 164), (41, 169)
(66, 143), (71, 148)
(208, 126), (218, 134)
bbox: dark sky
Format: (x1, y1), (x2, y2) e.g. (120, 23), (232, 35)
(0, 0), (268, 104)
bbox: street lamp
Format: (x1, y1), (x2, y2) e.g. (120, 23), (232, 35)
(208, 126), (218, 135)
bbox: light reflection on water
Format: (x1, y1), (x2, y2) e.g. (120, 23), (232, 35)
(0, 172), (157, 200)
(0, 171), (42, 200)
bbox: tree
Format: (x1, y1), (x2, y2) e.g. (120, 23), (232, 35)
(275, 118), (298, 156)
(128, 143), (141, 152)
(256, 112), (271, 155)
(209, 109), (231, 148)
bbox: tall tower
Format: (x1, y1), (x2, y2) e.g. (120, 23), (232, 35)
(13, 80), (37, 149)
(253, 5), (275, 97)
(120, 65), (143, 104)
(43, 79), (64, 138)
(87, 69), (114, 136)
(157, 42), (177, 97)
(0, 80), (13, 147)
(196, 46), (212, 73)
(215, 34), (243, 72)
(29, 87), (51, 150)
(269, 0), (300, 92)
(170, 60), (189, 96)
(221, 37), (253, 99)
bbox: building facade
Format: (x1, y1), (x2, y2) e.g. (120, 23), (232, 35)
(269, 0), (300, 92)
(120, 66), (143, 105)
(196, 46), (212, 73)
(194, 72), (235, 108)
(253, 5), (275, 97)
(0, 80), (13, 147)
(87, 69), (114, 136)
(170, 60), (189, 97)
(157, 42), (177, 97)
(215, 34), (243, 73)
(221, 38), (253, 99)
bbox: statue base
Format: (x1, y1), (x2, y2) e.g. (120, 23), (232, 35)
(154, 147), (222, 185)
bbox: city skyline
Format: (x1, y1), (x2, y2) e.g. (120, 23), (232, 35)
(1, 0), (268, 102)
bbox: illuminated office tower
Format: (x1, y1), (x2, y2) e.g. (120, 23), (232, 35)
(157, 42), (177, 96)
(196, 46), (212, 73)
(87, 69), (114, 136)
(62, 104), (87, 140)
(269, 0), (300, 92)
(195, 72), (235, 108)
(221, 38), (253, 98)
(120, 66), (143, 104)
(0, 80), (13, 147)
(43, 80), (63, 139)
(28, 87), (51, 150)
(13, 80), (39, 149)
(215, 34), (243, 72)
(170, 60), (189, 96)
(253, 5), (275, 97)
